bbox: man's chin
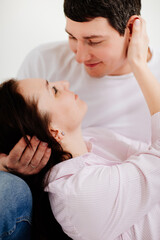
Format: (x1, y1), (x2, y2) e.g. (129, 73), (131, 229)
(85, 66), (106, 78)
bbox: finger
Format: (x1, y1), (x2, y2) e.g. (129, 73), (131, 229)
(28, 141), (49, 168)
(132, 17), (146, 37)
(132, 18), (141, 38)
(29, 148), (52, 174)
(7, 137), (29, 166)
(132, 18), (149, 57)
(141, 19), (149, 43)
(128, 16), (139, 35)
(18, 136), (41, 167)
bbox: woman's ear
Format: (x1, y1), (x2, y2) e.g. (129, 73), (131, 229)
(49, 125), (64, 142)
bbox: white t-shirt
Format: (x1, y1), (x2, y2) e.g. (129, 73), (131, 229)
(17, 42), (160, 239)
(17, 41), (160, 143)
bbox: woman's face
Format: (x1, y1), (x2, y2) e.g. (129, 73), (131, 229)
(18, 78), (87, 133)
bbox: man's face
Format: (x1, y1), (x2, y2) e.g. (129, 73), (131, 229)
(66, 17), (130, 77)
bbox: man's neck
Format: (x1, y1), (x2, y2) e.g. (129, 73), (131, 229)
(111, 47), (152, 76)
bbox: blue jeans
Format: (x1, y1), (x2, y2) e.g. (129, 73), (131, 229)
(0, 171), (32, 240)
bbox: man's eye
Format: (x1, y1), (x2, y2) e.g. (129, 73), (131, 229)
(89, 40), (102, 46)
(52, 86), (58, 94)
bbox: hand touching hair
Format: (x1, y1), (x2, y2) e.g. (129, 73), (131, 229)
(0, 79), (72, 240)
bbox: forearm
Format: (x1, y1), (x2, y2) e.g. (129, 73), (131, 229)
(127, 17), (160, 115)
(0, 154), (9, 172)
(48, 142), (160, 239)
(132, 62), (160, 116)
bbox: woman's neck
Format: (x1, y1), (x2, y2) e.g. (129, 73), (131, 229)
(61, 127), (88, 158)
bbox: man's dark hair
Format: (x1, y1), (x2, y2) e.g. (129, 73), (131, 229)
(64, 0), (141, 35)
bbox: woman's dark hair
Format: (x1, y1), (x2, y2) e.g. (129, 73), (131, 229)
(64, 0), (141, 35)
(0, 79), (71, 239)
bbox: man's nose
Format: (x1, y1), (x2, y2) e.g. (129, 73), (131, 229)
(75, 41), (91, 63)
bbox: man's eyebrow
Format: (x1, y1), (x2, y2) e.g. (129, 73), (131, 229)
(65, 29), (104, 39)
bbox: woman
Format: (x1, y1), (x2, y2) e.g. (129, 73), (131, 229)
(0, 18), (160, 239)
(0, 78), (74, 239)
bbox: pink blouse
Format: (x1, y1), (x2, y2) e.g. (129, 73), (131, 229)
(45, 113), (160, 240)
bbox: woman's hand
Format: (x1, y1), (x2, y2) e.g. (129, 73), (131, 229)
(0, 137), (51, 175)
(127, 16), (149, 70)
(127, 16), (160, 116)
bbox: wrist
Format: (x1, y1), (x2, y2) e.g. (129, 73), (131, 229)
(130, 60), (148, 74)
(0, 154), (9, 172)
(0, 164), (9, 172)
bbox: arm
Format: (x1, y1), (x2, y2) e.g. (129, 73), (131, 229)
(128, 17), (160, 116)
(47, 22), (160, 238)
(47, 124), (160, 240)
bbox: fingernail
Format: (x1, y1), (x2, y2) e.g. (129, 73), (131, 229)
(27, 135), (31, 141)
(42, 142), (48, 147)
(46, 148), (51, 153)
(34, 136), (40, 141)
(134, 19), (140, 27)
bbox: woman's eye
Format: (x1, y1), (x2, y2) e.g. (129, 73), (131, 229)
(52, 86), (58, 94)
(69, 35), (77, 41)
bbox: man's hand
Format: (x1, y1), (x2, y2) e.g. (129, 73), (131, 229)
(0, 137), (51, 175)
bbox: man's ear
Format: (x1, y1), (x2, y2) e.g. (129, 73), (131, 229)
(49, 125), (64, 142)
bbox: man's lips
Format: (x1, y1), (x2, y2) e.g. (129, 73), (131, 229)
(84, 62), (101, 68)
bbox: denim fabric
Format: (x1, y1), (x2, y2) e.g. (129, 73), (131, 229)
(0, 171), (32, 240)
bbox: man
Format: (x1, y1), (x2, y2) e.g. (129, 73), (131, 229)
(0, 0), (160, 239)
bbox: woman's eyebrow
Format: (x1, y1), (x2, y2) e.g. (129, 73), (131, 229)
(45, 80), (49, 91)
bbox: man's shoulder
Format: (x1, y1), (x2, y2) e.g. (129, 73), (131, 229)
(32, 41), (72, 58)
(17, 40), (84, 81)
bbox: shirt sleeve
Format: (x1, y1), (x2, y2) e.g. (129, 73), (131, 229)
(47, 113), (160, 240)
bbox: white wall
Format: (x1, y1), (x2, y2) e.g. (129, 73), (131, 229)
(0, 0), (160, 82)
(141, 0), (160, 49)
(0, 0), (67, 82)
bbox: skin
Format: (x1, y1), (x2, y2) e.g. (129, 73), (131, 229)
(128, 18), (160, 116)
(2, 16), (154, 172)
(19, 79), (87, 133)
(0, 81), (77, 174)
(18, 79), (88, 158)
(66, 17), (131, 77)
(0, 136), (51, 174)
(66, 16), (152, 78)
(0, 15), (152, 173)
